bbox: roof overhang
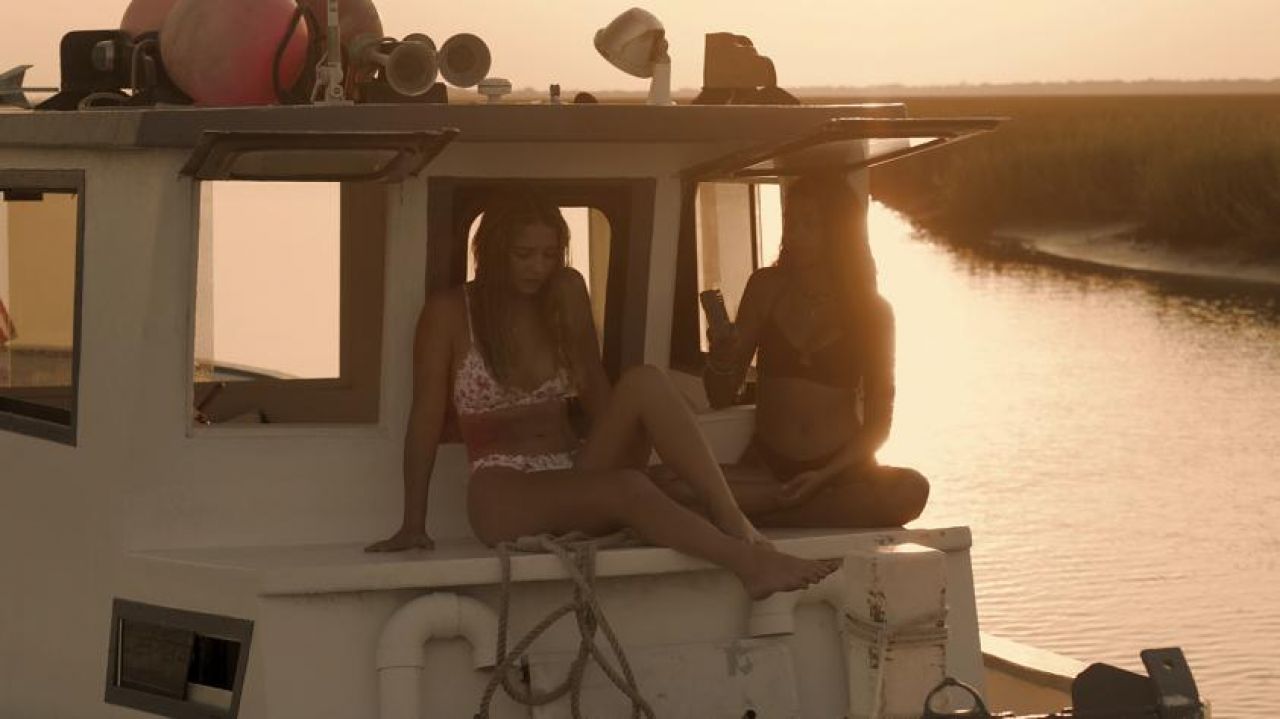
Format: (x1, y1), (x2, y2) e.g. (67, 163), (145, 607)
(683, 116), (1003, 181)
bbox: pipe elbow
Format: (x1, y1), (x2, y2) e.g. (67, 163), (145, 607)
(457, 596), (498, 669)
(377, 592), (498, 671)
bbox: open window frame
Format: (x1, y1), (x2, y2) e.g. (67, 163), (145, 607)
(187, 182), (390, 428)
(0, 169), (86, 446)
(425, 178), (657, 381)
(182, 130), (457, 429)
(671, 115), (1003, 376)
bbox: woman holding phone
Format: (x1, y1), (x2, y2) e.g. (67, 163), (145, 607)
(700, 174), (930, 528)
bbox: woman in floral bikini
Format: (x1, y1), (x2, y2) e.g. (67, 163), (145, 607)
(367, 191), (835, 600)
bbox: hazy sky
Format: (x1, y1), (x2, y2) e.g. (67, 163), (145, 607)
(5, 0), (1279, 93)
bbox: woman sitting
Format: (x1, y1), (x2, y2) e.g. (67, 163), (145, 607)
(367, 191), (835, 599)
(702, 174), (930, 528)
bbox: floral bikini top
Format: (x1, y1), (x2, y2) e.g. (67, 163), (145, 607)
(451, 344), (574, 417)
(451, 287), (576, 474)
(451, 287), (574, 417)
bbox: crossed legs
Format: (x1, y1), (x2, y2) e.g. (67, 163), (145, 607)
(651, 461), (930, 528)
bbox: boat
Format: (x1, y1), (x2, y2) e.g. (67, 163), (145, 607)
(0, 4), (1205, 717)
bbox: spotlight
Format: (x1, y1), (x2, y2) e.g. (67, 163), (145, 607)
(594, 8), (671, 105)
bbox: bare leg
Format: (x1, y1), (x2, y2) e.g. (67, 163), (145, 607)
(654, 464), (930, 528)
(574, 365), (768, 545)
(757, 465), (930, 528)
(468, 467), (837, 599)
(649, 463), (784, 516)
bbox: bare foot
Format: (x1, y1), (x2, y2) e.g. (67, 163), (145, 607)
(737, 547), (840, 600)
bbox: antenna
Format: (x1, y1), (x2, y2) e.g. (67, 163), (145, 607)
(0, 66), (59, 109)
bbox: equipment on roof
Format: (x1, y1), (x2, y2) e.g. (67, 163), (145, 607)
(694, 33), (797, 106)
(437, 34), (491, 89)
(0, 66), (58, 110)
(594, 8), (671, 105)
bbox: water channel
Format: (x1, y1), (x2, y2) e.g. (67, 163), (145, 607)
(865, 202), (1280, 718)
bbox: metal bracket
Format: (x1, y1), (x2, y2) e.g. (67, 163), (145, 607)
(311, 0), (351, 105)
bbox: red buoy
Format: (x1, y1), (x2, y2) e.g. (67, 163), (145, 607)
(120, 0), (181, 37)
(160, 0), (311, 106)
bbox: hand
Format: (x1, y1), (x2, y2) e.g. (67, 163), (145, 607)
(706, 323), (739, 365)
(778, 469), (832, 507)
(365, 527), (435, 553)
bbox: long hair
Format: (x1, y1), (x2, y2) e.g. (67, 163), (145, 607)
(469, 191), (576, 387)
(776, 173), (882, 342)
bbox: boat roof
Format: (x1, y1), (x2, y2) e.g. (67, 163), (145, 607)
(0, 102), (915, 149)
(0, 102), (1002, 185)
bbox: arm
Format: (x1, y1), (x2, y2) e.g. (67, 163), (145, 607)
(703, 270), (772, 409)
(366, 294), (456, 552)
(553, 268), (612, 424)
(553, 268), (655, 466)
(860, 298), (896, 456)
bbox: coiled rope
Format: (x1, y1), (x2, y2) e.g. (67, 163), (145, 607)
(474, 532), (656, 719)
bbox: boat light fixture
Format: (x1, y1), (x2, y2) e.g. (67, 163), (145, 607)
(594, 8), (671, 105)
(181, 130), (459, 182)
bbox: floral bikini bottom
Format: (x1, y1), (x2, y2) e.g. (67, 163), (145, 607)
(470, 451), (576, 474)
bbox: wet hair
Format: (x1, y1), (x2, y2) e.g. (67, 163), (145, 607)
(469, 191), (577, 387)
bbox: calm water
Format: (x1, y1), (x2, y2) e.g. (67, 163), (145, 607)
(867, 203), (1280, 718)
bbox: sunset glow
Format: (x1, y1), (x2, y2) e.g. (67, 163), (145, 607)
(5, 1), (1279, 92)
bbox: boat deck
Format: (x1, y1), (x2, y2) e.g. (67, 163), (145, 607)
(127, 526), (973, 596)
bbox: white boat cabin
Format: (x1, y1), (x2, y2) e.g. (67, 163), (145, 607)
(0, 101), (1070, 719)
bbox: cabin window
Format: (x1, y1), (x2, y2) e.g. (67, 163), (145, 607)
(669, 181), (782, 378)
(191, 181), (386, 425)
(0, 171), (84, 445)
(428, 179), (655, 380)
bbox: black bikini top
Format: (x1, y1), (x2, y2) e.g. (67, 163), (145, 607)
(757, 310), (861, 388)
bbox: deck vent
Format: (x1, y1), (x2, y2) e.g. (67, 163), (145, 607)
(105, 599), (253, 719)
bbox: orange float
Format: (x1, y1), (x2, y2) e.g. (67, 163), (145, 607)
(120, 0), (181, 37)
(159, 0), (311, 106)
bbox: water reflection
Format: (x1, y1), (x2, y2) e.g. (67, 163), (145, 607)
(868, 202), (1280, 719)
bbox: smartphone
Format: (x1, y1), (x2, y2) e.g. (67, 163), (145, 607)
(699, 288), (731, 332)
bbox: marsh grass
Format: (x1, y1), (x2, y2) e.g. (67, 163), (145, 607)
(866, 95), (1280, 260)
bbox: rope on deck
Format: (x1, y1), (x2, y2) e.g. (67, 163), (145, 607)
(474, 531), (656, 719)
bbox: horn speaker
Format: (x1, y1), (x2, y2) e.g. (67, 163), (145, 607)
(351, 33), (438, 97)
(438, 33), (490, 88)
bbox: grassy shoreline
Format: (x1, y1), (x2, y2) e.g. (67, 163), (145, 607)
(869, 95), (1280, 261)
(995, 223), (1280, 288)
